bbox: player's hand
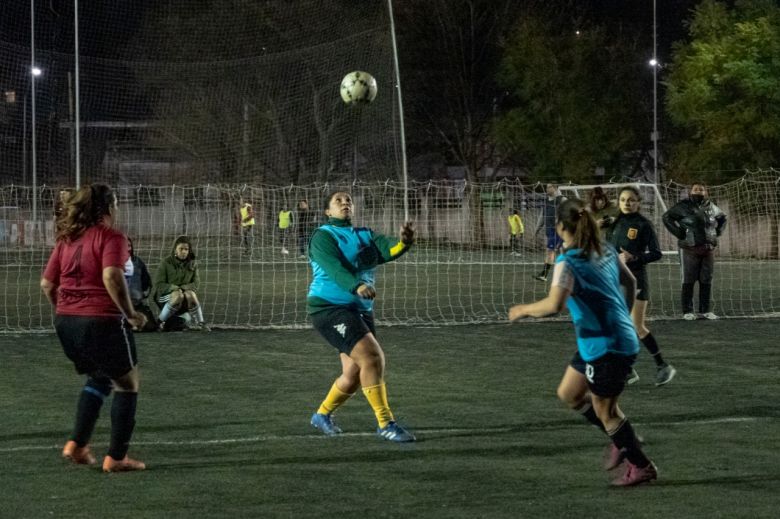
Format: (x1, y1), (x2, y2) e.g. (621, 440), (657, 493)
(619, 248), (635, 263)
(508, 304), (529, 321)
(356, 284), (377, 300)
(127, 311), (147, 331)
(400, 222), (415, 245)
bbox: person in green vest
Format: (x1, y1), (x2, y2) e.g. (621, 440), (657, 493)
(239, 198), (255, 257)
(508, 209), (524, 256)
(278, 205), (293, 255)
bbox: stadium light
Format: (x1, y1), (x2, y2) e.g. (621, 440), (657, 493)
(31, 66), (42, 76)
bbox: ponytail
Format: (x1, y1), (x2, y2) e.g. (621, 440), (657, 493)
(556, 199), (602, 256)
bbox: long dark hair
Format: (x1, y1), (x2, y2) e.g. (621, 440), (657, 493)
(557, 198), (602, 256)
(588, 186), (611, 213)
(56, 184), (116, 242)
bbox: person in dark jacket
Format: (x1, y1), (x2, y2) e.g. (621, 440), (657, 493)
(662, 182), (727, 320)
(607, 186), (676, 387)
(153, 235), (209, 331)
(534, 184), (566, 281)
(125, 237), (156, 331)
(296, 199), (317, 258)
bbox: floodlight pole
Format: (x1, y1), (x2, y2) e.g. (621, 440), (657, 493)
(30, 0), (38, 224)
(74, 0), (81, 189)
(386, 0), (409, 221)
(652, 0), (658, 184)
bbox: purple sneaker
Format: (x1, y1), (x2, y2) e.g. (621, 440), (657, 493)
(611, 461), (658, 487)
(604, 444), (627, 471)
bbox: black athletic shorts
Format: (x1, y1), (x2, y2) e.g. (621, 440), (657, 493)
(55, 315), (138, 380)
(570, 350), (637, 398)
(310, 307), (376, 355)
(631, 267), (650, 301)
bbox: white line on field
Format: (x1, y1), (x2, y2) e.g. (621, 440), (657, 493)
(0, 416), (768, 453)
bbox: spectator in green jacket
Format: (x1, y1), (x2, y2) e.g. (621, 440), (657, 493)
(153, 235), (209, 331)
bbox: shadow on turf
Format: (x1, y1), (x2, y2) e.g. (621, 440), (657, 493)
(651, 473), (780, 487)
(143, 441), (595, 472)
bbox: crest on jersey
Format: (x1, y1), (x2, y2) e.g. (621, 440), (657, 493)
(627, 228), (638, 240)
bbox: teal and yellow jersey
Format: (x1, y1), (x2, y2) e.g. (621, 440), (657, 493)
(554, 245), (639, 361)
(307, 218), (410, 314)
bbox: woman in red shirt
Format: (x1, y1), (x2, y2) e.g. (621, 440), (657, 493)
(41, 183), (147, 472)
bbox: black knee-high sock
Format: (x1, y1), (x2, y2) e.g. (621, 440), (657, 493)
(608, 419), (650, 468)
(71, 378), (112, 446)
(681, 283), (695, 313)
(108, 392), (138, 460)
(699, 283), (712, 313)
(640, 333), (665, 367)
(576, 401), (606, 432)
(540, 263), (552, 277)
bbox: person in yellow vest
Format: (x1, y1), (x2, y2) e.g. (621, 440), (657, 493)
(508, 209), (524, 256)
(278, 205), (293, 255)
(239, 198), (255, 257)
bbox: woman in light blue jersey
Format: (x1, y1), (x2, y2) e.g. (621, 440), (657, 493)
(307, 191), (416, 443)
(509, 198), (658, 487)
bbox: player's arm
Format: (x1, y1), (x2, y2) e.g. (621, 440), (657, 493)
(371, 222), (415, 264)
(309, 229), (362, 293)
(180, 267), (199, 292)
(40, 245), (61, 306)
(638, 224), (662, 265)
(153, 261), (176, 295)
(617, 254), (637, 312)
(508, 262), (570, 320)
(103, 266), (146, 329)
(712, 203), (727, 235)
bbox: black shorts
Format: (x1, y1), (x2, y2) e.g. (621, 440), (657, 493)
(55, 315), (138, 380)
(310, 307), (376, 355)
(570, 351), (636, 398)
(632, 268), (650, 301)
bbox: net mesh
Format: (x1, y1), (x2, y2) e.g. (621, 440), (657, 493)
(2, 172), (779, 332)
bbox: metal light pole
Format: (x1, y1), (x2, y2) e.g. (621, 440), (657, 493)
(74, 0), (81, 189)
(651, 0), (658, 183)
(30, 0), (38, 226)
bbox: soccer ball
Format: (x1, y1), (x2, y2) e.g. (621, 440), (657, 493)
(340, 71), (378, 105)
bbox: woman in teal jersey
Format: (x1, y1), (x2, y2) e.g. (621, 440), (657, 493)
(509, 198), (657, 486)
(307, 191), (416, 442)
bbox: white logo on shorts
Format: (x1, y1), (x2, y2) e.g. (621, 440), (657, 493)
(334, 323), (347, 337)
(585, 363), (595, 383)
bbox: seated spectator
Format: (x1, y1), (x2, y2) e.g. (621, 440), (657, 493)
(125, 238), (157, 332)
(152, 235), (210, 332)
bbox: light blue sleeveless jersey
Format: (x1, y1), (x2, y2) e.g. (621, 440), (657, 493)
(308, 224), (376, 311)
(557, 245), (640, 361)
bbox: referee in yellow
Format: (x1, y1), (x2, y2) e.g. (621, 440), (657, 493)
(239, 198), (255, 257)
(278, 205), (293, 255)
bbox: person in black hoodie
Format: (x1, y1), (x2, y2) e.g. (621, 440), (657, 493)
(607, 186), (676, 387)
(662, 182), (727, 320)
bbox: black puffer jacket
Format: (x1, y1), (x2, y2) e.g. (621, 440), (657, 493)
(662, 198), (727, 248)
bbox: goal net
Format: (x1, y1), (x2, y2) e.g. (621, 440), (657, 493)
(2, 172), (779, 331)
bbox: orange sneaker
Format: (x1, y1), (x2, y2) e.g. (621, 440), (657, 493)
(62, 440), (96, 465)
(102, 455), (146, 473)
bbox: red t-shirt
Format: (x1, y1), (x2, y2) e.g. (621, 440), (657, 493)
(43, 225), (129, 316)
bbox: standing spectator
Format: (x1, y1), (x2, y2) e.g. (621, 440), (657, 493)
(662, 182), (728, 320)
(153, 235), (210, 332)
(239, 197), (255, 257)
(126, 237), (156, 332)
(588, 187), (619, 235)
(278, 205), (293, 255)
(296, 199), (316, 258)
(534, 183), (566, 281)
(508, 209), (524, 256)
(40, 183), (147, 472)
(308, 191), (416, 442)
(607, 187), (676, 386)
(509, 198), (657, 486)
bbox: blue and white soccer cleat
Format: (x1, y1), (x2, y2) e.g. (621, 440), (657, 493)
(310, 413), (343, 436)
(376, 421), (416, 443)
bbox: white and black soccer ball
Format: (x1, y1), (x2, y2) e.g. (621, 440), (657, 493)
(340, 71), (378, 105)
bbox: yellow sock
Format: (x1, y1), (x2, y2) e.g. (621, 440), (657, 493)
(317, 382), (354, 415)
(362, 383), (395, 428)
